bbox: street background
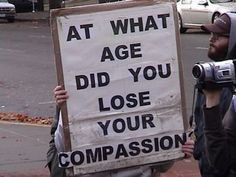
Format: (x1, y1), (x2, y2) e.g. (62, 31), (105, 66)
(0, 3), (210, 176)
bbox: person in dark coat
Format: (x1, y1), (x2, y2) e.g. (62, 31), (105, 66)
(191, 13), (236, 177)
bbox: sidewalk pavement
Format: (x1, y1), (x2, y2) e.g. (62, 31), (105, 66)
(161, 159), (200, 177)
(0, 121), (51, 177)
(0, 121), (200, 177)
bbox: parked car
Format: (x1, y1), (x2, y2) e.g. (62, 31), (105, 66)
(177, 0), (236, 33)
(0, 0), (15, 22)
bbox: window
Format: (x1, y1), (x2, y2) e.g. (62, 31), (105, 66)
(182, 0), (192, 4)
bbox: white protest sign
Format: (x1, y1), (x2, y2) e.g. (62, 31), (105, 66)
(51, 0), (187, 175)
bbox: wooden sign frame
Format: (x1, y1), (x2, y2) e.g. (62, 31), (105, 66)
(50, 0), (187, 176)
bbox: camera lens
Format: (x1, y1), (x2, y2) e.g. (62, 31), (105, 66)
(192, 65), (203, 79)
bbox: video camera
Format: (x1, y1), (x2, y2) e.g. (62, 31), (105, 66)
(192, 59), (236, 90)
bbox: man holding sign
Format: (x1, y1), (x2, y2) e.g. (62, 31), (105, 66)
(47, 85), (177, 177)
(47, 84), (194, 177)
(47, 0), (193, 176)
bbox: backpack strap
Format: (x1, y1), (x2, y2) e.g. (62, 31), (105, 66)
(231, 95), (236, 123)
(232, 95), (236, 113)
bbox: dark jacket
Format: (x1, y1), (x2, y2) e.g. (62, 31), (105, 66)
(203, 98), (236, 177)
(47, 107), (66, 177)
(192, 12), (236, 177)
(193, 88), (232, 177)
